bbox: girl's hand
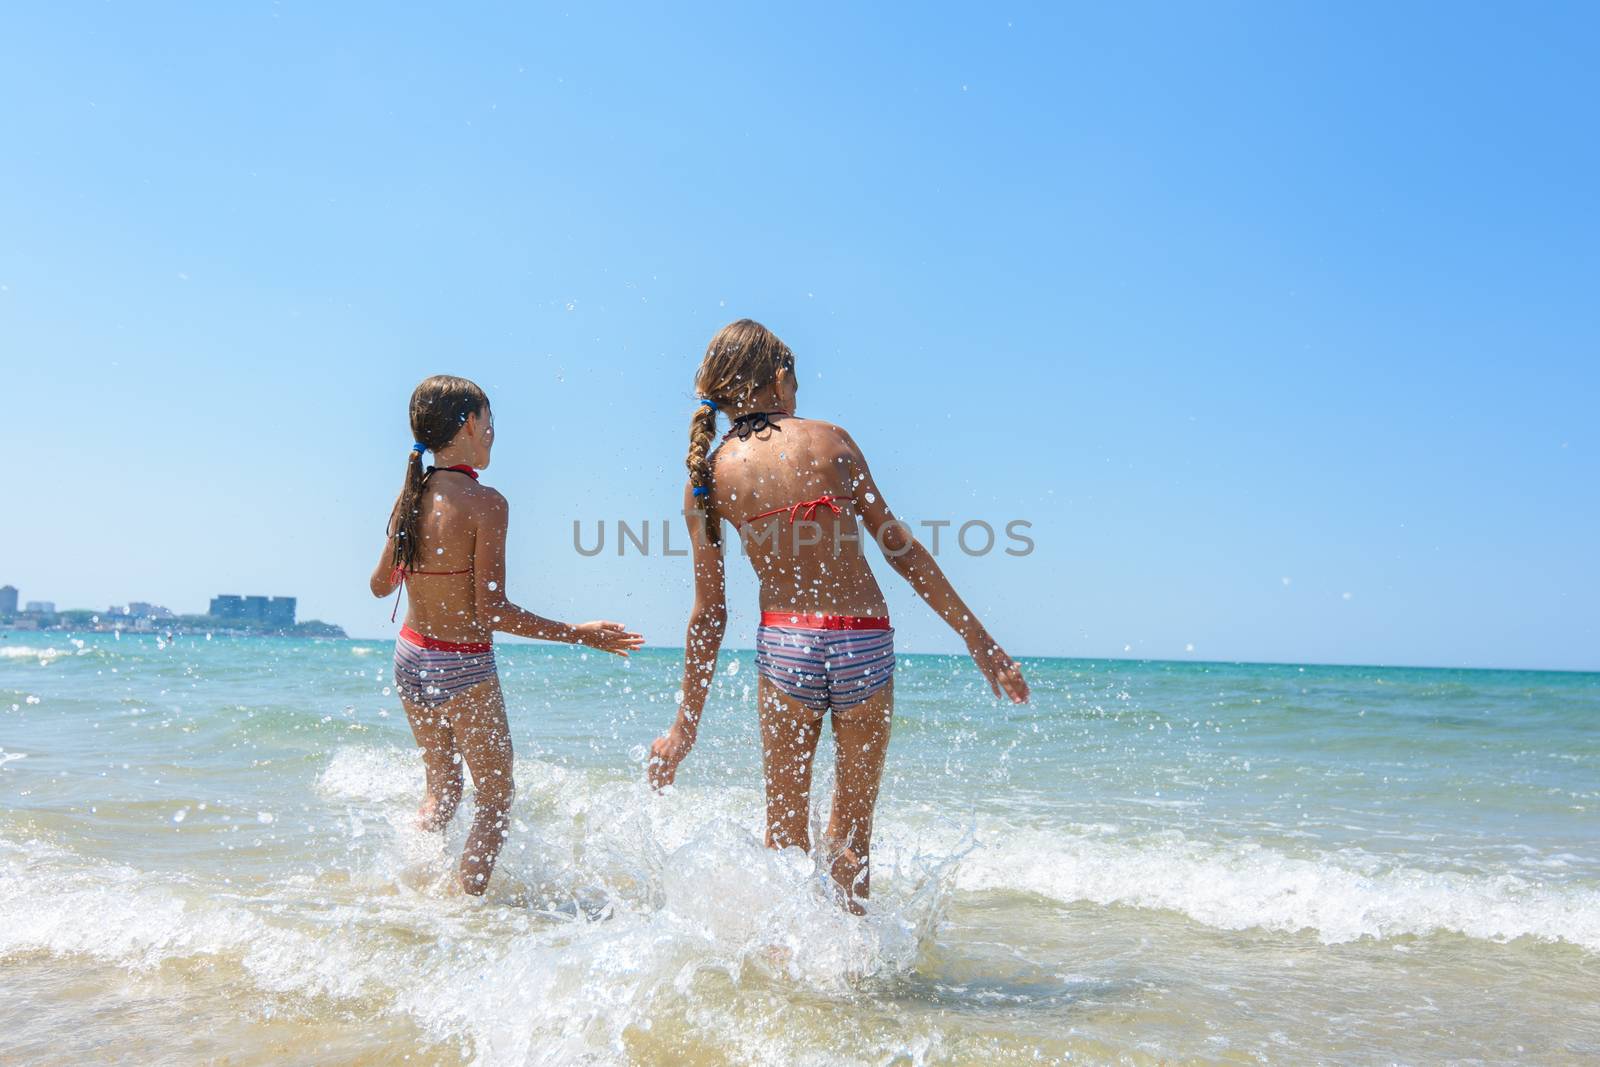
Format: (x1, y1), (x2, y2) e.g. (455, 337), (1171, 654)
(647, 725), (694, 790)
(970, 636), (1030, 704)
(574, 621), (646, 656)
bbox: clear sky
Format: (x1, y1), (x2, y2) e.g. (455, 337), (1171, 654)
(1, 3), (1595, 670)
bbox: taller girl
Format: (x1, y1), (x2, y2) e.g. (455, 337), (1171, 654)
(649, 321), (1029, 911)
(371, 375), (643, 894)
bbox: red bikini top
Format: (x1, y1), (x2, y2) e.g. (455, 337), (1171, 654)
(737, 494), (843, 529)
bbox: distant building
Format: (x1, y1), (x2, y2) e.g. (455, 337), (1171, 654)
(0, 585), (16, 616)
(24, 601), (56, 614)
(263, 597), (296, 627)
(244, 596), (272, 624)
(108, 602), (173, 622)
(209, 594), (296, 627)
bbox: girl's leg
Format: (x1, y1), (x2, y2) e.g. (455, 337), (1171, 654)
(402, 695), (463, 831)
(449, 676), (515, 895)
(825, 680), (893, 912)
(757, 676), (824, 852)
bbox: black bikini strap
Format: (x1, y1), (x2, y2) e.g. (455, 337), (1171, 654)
(724, 411), (787, 441)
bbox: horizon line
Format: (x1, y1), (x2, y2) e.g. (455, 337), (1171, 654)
(247, 632), (1600, 676)
(5, 627), (1592, 676)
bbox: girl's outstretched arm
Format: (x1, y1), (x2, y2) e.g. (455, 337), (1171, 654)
(842, 430), (1030, 704)
(648, 484), (728, 789)
(473, 490), (644, 655)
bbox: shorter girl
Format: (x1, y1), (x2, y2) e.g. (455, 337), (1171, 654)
(370, 375), (643, 894)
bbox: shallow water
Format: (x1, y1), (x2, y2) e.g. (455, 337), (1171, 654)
(2, 634), (1597, 1064)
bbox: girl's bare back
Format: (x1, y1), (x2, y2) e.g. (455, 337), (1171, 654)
(708, 415), (889, 619)
(400, 470), (495, 644)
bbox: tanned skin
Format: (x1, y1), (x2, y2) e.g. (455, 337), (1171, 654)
(371, 405), (643, 894)
(649, 365), (1026, 911)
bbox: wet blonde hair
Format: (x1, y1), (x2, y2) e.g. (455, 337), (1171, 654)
(687, 319), (794, 544)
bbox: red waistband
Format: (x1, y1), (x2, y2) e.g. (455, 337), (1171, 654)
(398, 625), (493, 654)
(760, 611), (890, 631)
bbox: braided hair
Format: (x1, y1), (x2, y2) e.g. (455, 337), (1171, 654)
(686, 319), (794, 545)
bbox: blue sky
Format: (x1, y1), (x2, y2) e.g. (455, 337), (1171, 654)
(1, 3), (1594, 670)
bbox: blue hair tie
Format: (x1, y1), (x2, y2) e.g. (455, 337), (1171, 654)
(699, 398), (719, 412)
(412, 442), (426, 454)
(692, 486), (710, 497)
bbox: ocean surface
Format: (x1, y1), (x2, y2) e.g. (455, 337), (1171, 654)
(1, 633), (1597, 1065)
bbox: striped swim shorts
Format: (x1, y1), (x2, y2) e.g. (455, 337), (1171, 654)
(754, 612), (895, 716)
(393, 626), (498, 708)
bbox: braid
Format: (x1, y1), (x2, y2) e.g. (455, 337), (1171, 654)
(686, 403), (720, 545)
(687, 319), (795, 547)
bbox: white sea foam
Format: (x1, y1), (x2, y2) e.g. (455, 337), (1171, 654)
(317, 745), (1600, 956)
(392, 821), (942, 1065)
(1, 794), (949, 1066)
(309, 746), (952, 1059)
(0, 645), (74, 664)
(319, 743), (423, 804)
(0, 840), (391, 1002)
(953, 825), (1600, 952)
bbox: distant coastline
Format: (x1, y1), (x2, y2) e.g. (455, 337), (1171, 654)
(0, 585), (346, 640)
(0, 614), (347, 639)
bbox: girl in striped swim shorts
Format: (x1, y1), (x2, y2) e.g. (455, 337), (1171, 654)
(369, 375), (644, 895)
(754, 612), (896, 716)
(648, 320), (1030, 912)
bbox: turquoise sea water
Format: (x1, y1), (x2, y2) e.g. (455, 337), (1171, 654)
(2, 633), (1597, 1064)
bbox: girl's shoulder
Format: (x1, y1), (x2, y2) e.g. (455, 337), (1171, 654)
(471, 483), (509, 512)
(783, 414), (850, 442)
(791, 417), (861, 459)
(440, 477), (507, 516)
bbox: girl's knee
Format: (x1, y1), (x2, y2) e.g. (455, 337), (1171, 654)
(476, 772), (515, 809)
